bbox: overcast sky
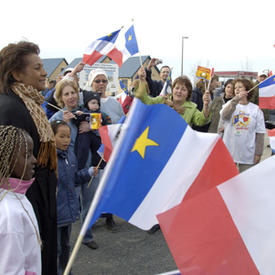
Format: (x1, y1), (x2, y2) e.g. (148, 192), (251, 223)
(1, 0), (275, 79)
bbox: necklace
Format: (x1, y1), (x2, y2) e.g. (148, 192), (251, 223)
(14, 192), (43, 249)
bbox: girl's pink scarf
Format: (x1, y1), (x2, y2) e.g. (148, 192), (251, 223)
(1, 178), (35, 194)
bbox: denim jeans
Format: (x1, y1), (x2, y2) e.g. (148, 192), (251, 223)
(57, 224), (72, 275)
(78, 172), (100, 244)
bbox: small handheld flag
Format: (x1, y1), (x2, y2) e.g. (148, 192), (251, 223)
(89, 113), (101, 130)
(108, 24), (139, 67)
(259, 74), (275, 109)
(119, 80), (128, 95)
(83, 29), (121, 66)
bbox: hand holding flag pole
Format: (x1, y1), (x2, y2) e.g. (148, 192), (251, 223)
(87, 158), (103, 188)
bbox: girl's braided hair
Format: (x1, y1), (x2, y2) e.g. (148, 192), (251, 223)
(0, 125), (28, 184)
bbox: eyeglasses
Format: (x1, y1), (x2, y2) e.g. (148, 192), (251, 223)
(94, 79), (107, 84)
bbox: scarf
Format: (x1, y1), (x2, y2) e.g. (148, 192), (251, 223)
(1, 177), (35, 194)
(11, 82), (57, 172)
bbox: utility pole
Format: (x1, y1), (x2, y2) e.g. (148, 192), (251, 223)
(181, 36), (189, 76)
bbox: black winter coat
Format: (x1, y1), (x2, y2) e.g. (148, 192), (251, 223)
(0, 91), (58, 275)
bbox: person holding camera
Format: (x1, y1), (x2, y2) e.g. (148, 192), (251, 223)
(49, 78), (100, 250)
(145, 57), (171, 97)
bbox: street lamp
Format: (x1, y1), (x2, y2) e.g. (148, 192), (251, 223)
(181, 36), (189, 76)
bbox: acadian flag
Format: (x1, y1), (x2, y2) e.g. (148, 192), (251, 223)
(158, 155), (275, 275)
(119, 80), (129, 95)
(86, 99), (238, 230)
(267, 128), (275, 153)
(259, 75), (275, 109)
(117, 80), (128, 104)
(83, 29), (120, 66)
(108, 24), (139, 67)
(117, 80), (134, 114)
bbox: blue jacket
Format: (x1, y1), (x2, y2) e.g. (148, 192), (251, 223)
(56, 148), (91, 227)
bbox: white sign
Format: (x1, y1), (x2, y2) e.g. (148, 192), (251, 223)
(79, 63), (119, 95)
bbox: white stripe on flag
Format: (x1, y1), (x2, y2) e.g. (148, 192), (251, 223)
(218, 156), (275, 275)
(259, 85), (275, 97)
(129, 127), (219, 228)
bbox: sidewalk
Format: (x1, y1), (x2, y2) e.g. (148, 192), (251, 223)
(70, 217), (177, 275)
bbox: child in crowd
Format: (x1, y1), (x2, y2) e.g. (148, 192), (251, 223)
(0, 125), (41, 275)
(51, 120), (97, 275)
(74, 91), (111, 169)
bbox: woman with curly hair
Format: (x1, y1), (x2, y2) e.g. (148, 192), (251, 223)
(220, 78), (266, 172)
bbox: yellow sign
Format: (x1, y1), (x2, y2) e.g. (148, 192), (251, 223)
(90, 113), (102, 130)
(196, 66), (211, 80)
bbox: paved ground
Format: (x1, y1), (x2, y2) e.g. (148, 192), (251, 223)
(70, 217), (177, 275)
(69, 134), (273, 275)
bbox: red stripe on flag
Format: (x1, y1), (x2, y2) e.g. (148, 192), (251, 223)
(184, 138), (239, 201)
(268, 128), (275, 137)
(107, 48), (123, 67)
(259, 96), (275, 109)
(158, 188), (259, 274)
(83, 51), (103, 66)
(211, 67), (215, 77)
(99, 125), (113, 162)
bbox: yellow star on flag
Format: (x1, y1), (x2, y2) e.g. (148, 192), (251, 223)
(128, 34), (132, 41)
(131, 126), (159, 159)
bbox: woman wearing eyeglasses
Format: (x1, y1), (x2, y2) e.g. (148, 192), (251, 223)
(85, 68), (125, 124)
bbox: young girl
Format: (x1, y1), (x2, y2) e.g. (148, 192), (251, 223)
(51, 120), (97, 275)
(0, 125), (41, 274)
(220, 78), (266, 172)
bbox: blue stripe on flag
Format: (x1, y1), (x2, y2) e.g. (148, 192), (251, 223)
(89, 100), (188, 225)
(259, 75), (275, 88)
(125, 25), (139, 55)
(98, 29), (120, 42)
(119, 80), (128, 95)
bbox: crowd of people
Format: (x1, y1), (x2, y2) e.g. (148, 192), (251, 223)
(0, 40), (270, 274)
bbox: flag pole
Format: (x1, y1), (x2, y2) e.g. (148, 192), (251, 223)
(63, 99), (139, 275)
(139, 54), (143, 68)
(130, 18), (142, 68)
(46, 102), (64, 112)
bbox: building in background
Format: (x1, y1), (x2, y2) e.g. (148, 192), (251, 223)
(42, 58), (68, 81)
(215, 71), (258, 84)
(42, 56), (161, 96)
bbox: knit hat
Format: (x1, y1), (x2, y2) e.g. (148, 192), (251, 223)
(87, 68), (108, 87)
(83, 91), (101, 110)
